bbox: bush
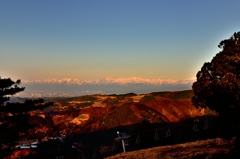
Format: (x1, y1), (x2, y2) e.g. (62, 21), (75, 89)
(102, 98), (119, 106)
(140, 95), (155, 102)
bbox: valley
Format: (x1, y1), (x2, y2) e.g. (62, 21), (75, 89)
(5, 90), (239, 159)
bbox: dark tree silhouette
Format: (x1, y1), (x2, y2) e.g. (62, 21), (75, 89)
(0, 77), (53, 153)
(192, 31), (240, 119)
(0, 77), (25, 105)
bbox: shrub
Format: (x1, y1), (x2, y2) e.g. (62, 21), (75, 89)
(140, 95), (155, 102)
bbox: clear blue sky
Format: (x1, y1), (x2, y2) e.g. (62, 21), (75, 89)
(1, 1), (240, 81)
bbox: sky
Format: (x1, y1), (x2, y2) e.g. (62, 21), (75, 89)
(1, 1), (240, 82)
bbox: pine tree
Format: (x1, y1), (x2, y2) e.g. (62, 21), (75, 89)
(0, 77), (53, 152)
(0, 77), (25, 105)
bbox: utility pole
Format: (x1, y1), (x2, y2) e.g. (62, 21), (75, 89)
(115, 131), (129, 153)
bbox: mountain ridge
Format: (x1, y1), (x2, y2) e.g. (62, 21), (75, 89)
(22, 77), (195, 85)
(17, 78), (195, 97)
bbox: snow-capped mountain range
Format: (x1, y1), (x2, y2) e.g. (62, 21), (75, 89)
(17, 77), (195, 97)
(22, 77), (195, 85)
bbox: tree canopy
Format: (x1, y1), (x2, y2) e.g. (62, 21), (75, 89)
(0, 77), (25, 106)
(192, 31), (240, 119)
(0, 77), (53, 152)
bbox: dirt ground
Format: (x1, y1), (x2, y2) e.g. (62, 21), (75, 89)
(106, 137), (237, 159)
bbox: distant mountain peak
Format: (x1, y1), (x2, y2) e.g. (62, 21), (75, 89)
(22, 77), (195, 85)
(18, 77), (195, 97)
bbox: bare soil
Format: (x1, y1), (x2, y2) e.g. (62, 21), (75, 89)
(106, 137), (236, 159)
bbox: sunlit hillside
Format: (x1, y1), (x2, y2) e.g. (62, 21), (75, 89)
(5, 90), (236, 159)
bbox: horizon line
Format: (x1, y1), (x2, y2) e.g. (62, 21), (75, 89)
(21, 77), (196, 85)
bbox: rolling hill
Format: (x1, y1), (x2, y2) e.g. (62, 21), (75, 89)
(7, 90), (231, 159)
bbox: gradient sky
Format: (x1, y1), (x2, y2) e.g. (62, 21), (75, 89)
(1, 1), (240, 81)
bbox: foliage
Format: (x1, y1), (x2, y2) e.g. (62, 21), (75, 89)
(1, 99), (53, 115)
(0, 77), (25, 105)
(126, 97), (134, 102)
(150, 90), (194, 100)
(109, 93), (137, 100)
(170, 90), (194, 100)
(75, 101), (94, 108)
(150, 91), (169, 97)
(102, 98), (119, 106)
(204, 107), (218, 116)
(70, 95), (97, 102)
(0, 77), (53, 150)
(140, 95), (155, 102)
(192, 31), (240, 118)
